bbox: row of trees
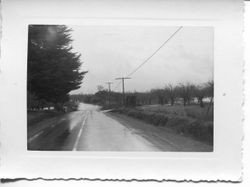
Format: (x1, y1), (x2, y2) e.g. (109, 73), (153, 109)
(27, 25), (87, 111)
(71, 81), (214, 109)
(147, 81), (214, 107)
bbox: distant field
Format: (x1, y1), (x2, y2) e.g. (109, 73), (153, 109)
(113, 104), (213, 145)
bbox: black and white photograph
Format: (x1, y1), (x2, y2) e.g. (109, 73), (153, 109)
(0, 0), (244, 182)
(27, 25), (214, 151)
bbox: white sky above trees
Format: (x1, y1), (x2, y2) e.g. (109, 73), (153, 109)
(70, 26), (213, 94)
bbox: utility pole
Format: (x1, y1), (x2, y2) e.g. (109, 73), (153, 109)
(115, 77), (131, 106)
(106, 82), (113, 92)
(106, 82), (113, 106)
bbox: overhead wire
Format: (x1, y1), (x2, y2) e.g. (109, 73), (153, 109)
(113, 26), (183, 92)
(126, 26), (183, 77)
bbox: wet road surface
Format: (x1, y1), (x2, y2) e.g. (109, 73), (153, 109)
(28, 103), (212, 151)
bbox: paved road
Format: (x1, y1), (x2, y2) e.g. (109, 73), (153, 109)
(28, 103), (212, 151)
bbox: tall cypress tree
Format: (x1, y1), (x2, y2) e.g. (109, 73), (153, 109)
(28, 25), (87, 106)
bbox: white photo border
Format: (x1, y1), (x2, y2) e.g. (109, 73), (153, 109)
(0, 0), (243, 181)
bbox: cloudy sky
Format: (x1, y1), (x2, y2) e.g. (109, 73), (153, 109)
(70, 26), (213, 94)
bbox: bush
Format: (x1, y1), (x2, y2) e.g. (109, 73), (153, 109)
(113, 107), (213, 145)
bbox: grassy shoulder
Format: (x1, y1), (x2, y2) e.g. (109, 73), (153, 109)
(28, 100), (79, 126)
(28, 110), (64, 126)
(112, 104), (213, 145)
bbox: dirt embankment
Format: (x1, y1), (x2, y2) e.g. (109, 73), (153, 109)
(112, 105), (213, 145)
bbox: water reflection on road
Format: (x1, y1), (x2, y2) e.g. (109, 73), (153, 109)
(78, 103), (100, 111)
(28, 103), (159, 151)
(28, 103), (212, 151)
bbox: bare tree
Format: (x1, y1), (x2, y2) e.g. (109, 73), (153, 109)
(165, 84), (177, 106)
(97, 85), (104, 92)
(194, 84), (207, 108)
(177, 83), (195, 106)
(150, 89), (166, 105)
(205, 80), (214, 114)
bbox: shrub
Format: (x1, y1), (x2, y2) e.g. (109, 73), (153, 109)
(113, 107), (213, 145)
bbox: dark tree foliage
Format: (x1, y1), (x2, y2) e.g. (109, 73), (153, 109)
(28, 25), (87, 105)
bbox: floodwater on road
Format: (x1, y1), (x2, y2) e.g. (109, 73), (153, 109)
(28, 103), (212, 151)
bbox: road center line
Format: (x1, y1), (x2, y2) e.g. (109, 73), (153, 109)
(72, 111), (88, 151)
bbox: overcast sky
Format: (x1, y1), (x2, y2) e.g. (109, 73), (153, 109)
(70, 26), (213, 94)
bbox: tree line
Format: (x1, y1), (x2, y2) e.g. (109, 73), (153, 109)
(27, 25), (87, 111)
(71, 80), (214, 109)
(146, 81), (214, 107)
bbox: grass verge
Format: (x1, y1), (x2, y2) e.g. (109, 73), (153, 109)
(28, 110), (64, 126)
(113, 105), (213, 145)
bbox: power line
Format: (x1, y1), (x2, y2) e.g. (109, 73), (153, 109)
(115, 77), (131, 105)
(105, 82), (113, 92)
(113, 26), (183, 92)
(105, 82), (113, 106)
(126, 26), (183, 77)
